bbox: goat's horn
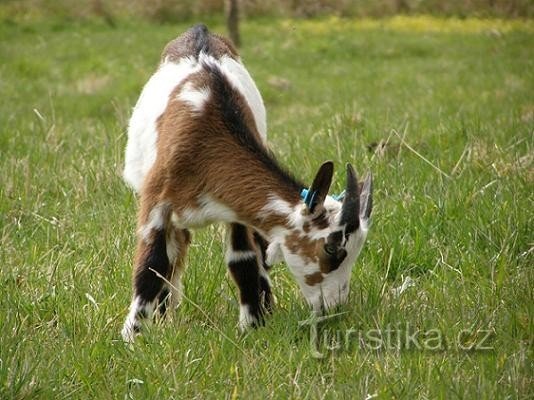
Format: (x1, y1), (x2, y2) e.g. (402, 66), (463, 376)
(339, 163), (360, 233)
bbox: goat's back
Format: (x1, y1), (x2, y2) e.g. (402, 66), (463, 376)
(123, 24), (267, 193)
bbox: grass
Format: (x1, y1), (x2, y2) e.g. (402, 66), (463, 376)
(0, 15), (532, 399)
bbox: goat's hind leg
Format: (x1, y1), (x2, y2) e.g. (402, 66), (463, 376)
(227, 223), (273, 330)
(122, 202), (172, 342)
(157, 227), (191, 317)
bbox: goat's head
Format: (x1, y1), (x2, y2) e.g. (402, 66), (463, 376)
(266, 161), (373, 312)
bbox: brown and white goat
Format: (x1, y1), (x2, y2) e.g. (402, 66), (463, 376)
(121, 24), (373, 341)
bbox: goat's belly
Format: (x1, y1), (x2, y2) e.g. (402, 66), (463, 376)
(170, 194), (239, 229)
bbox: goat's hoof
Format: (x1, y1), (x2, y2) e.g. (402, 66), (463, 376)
(238, 305), (267, 332)
(121, 322), (141, 343)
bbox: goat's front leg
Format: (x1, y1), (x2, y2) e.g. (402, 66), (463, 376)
(252, 230), (273, 314)
(226, 223), (273, 331)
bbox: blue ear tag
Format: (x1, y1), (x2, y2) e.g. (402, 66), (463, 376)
(300, 188), (317, 208)
(332, 190), (346, 201)
(301, 188), (345, 206)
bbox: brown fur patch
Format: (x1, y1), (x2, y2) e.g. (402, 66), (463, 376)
(284, 229), (345, 274)
(285, 230), (322, 264)
(168, 227), (191, 275)
(305, 271), (324, 286)
(148, 65), (301, 234)
(311, 208), (329, 230)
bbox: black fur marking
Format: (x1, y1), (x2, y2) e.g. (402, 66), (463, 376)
(230, 224), (252, 252)
(134, 229), (170, 303)
(340, 164), (360, 233)
(361, 176), (373, 219)
(203, 61), (303, 194)
(308, 161), (334, 213)
(157, 287), (170, 316)
(259, 276), (273, 313)
(228, 258), (265, 325)
(327, 248), (346, 272)
(328, 230), (344, 245)
(228, 224), (272, 324)
(322, 230), (347, 273)
(253, 231), (271, 271)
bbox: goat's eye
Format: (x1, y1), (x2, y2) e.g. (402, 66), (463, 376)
(324, 244), (337, 256)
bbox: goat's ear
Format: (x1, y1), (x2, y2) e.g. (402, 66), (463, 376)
(359, 173), (373, 221)
(339, 163), (360, 233)
(306, 161), (334, 213)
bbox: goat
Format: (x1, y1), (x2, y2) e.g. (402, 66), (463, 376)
(121, 24), (373, 342)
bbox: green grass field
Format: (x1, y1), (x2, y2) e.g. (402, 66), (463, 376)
(0, 15), (532, 399)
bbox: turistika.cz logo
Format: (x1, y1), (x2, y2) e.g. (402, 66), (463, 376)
(299, 313), (494, 358)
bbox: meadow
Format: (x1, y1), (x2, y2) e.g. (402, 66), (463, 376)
(0, 15), (532, 399)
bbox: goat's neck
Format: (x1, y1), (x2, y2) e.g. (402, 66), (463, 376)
(207, 162), (304, 240)
(249, 192), (304, 241)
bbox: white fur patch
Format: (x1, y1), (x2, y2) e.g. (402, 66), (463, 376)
(172, 195), (237, 229)
(266, 241), (283, 265)
(226, 249), (257, 264)
(218, 55), (267, 140)
(139, 203), (168, 242)
(259, 194), (301, 229)
(123, 57), (201, 192)
(323, 195), (342, 214)
(177, 82), (210, 113)
(121, 296), (155, 343)
(198, 194), (237, 222)
(238, 304), (257, 332)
